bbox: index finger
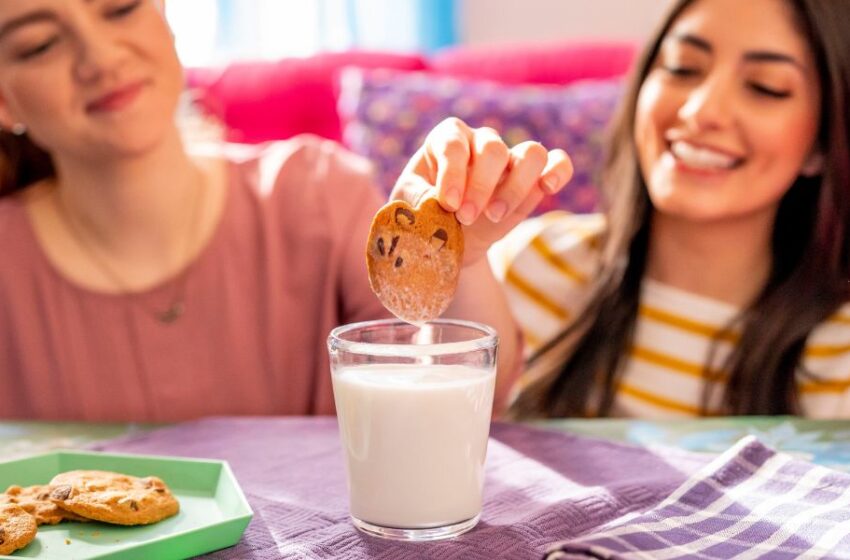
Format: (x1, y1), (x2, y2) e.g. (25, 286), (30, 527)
(539, 149), (574, 194)
(423, 118), (474, 211)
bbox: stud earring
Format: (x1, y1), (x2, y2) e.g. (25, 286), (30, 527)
(10, 123), (26, 136)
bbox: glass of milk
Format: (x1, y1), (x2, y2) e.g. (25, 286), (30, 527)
(327, 318), (498, 541)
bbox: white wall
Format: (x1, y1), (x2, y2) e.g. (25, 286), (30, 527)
(460, 0), (673, 45)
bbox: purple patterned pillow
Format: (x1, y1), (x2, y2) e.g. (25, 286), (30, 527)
(338, 68), (624, 214)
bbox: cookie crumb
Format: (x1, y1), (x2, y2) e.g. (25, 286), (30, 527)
(65, 538), (71, 545)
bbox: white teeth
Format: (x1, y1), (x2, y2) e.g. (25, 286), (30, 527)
(670, 141), (738, 170)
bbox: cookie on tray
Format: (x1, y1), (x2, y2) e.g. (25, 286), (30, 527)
(49, 470), (179, 526)
(0, 504), (37, 556)
(366, 197), (464, 323)
(1, 484), (88, 525)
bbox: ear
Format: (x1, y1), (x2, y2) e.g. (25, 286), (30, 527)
(801, 151), (824, 177)
(394, 207), (416, 227)
(0, 90), (18, 131)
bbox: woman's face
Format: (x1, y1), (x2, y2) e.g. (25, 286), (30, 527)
(0, 0), (183, 161)
(634, 0), (821, 225)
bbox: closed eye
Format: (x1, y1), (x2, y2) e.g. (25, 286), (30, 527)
(17, 35), (59, 60)
(748, 83), (791, 99)
(106, 0), (142, 19)
(663, 66), (700, 78)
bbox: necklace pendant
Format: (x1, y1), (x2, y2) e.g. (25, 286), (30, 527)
(157, 302), (185, 324)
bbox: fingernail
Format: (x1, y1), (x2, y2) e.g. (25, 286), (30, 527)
(456, 202), (477, 225)
(445, 188), (462, 210)
(542, 175), (559, 193)
(484, 200), (508, 223)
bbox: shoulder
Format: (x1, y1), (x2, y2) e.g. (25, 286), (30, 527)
(0, 193), (31, 250)
(489, 210), (605, 286)
(219, 135), (376, 195)
(800, 302), (850, 415)
(489, 211), (605, 354)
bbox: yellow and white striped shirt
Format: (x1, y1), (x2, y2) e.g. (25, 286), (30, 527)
(489, 212), (850, 418)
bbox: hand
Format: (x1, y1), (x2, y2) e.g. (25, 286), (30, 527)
(392, 117), (573, 266)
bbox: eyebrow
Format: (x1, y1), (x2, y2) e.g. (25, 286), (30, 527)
(0, 0), (98, 43)
(668, 32), (805, 70)
(0, 10), (58, 43)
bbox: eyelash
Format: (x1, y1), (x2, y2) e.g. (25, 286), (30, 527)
(662, 66), (792, 99)
(106, 0), (142, 19)
(662, 65), (699, 78)
(17, 36), (59, 60)
(14, 0), (141, 61)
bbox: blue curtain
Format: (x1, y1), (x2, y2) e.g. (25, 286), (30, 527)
(209, 0), (457, 60)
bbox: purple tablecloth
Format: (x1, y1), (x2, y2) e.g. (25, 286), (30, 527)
(92, 417), (710, 559)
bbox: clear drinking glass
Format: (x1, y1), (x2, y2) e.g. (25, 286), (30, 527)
(327, 318), (499, 541)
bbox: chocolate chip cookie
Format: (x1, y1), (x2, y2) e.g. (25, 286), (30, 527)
(0, 504), (37, 556)
(366, 197), (464, 323)
(49, 470), (179, 526)
(1, 484), (88, 525)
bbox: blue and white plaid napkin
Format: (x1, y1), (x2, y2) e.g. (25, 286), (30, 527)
(546, 435), (850, 560)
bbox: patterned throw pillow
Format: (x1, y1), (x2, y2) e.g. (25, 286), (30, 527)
(339, 69), (624, 214)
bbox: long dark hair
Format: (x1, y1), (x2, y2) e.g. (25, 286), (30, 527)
(510, 0), (850, 418)
(0, 131), (54, 197)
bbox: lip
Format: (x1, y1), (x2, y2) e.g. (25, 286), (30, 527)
(664, 133), (745, 161)
(85, 80), (147, 113)
(665, 151), (738, 178)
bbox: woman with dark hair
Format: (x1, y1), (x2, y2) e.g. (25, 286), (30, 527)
(0, 0), (572, 421)
(498, 0), (850, 418)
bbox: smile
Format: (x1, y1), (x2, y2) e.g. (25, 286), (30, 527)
(86, 81), (147, 114)
(669, 140), (744, 171)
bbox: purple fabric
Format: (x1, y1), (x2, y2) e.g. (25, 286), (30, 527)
(547, 436), (850, 560)
(91, 417), (707, 559)
(338, 69), (623, 214)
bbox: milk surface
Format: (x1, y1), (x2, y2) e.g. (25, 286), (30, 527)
(332, 363), (495, 528)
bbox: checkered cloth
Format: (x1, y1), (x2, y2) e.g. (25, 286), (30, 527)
(546, 435), (850, 560)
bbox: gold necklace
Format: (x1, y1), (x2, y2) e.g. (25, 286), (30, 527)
(54, 173), (204, 324)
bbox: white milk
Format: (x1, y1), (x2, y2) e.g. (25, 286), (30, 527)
(332, 363), (495, 528)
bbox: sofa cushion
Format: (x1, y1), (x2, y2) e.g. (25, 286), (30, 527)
(339, 68), (624, 214)
(185, 52), (428, 143)
(429, 41), (637, 85)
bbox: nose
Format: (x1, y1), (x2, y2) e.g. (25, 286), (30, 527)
(72, 21), (126, 84)
(677, 73), (736, 131)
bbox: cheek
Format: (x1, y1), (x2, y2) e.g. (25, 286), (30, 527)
(634, 78), (669, 172)
(3, 71), (68, 123)
(748, 102), (820, 178)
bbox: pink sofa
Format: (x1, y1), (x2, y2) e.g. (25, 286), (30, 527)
(186, 41), (638, 212)
(187, 41), (636, 143)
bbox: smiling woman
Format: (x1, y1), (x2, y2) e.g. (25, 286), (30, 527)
(498, 0), (850, 420)
(0, 0), (572, 422)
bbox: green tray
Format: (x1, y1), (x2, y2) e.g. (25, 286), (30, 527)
(0, 450), (253, 559)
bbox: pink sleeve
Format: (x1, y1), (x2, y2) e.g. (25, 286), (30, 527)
(318, 141), (392, 324)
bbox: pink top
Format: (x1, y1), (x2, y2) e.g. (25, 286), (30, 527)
(0, 136), (389, 422)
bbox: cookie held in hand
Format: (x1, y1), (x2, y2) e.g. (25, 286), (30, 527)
(49, 470), (179, 526)
(1, 484), (88, 525)
(0, 504), (37, 556)
(366, 197), (464, 323)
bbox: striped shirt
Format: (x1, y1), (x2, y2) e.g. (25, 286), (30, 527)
(489, 212), (850, 419)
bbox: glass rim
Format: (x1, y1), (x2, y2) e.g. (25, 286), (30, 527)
(328, 318), (498, 357)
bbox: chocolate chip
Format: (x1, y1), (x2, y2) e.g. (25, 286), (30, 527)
(394, 256), (403, 268)
(431, 228), (448, 251)
(155, 488), (166, 493)
(51, 485), (72, 501)
(129, 500), (139, 511)
(377, 237), (385, 256)
(394, 207), (415, 226)
(389, 235), (400, 256)
(0, 526), (5, 544)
